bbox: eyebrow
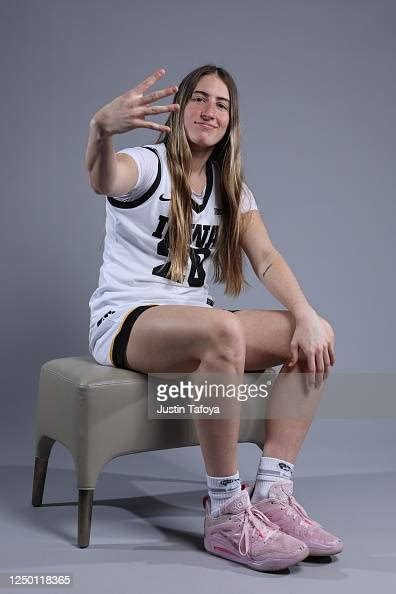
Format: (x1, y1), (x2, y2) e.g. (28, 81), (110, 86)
(192, 90), (230, 103)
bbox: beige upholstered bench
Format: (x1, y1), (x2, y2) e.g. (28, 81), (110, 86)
(32, 356), (273, 547)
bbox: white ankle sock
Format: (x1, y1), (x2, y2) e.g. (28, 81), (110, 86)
(206, 471), (241, 517)
(251, 456), (294, 503)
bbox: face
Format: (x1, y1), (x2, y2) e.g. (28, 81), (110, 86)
(183, 74), (230, 149)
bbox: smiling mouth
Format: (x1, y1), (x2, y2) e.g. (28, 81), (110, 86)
(195, 122), (216, 129)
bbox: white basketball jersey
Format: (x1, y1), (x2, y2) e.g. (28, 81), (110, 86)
(89, 142), (258, 327)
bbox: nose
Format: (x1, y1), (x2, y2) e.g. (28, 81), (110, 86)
(201, 101), (216, 120)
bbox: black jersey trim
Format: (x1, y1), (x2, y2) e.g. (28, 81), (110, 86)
(107, 145), (213, 212)
(107, 146), (161, 209)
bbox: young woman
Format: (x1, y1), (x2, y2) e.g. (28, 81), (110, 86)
(85, 65), (343, 572)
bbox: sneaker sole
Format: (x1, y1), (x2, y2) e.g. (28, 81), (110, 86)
(308, 542), (344, 556)
(204, 539), (309, 572)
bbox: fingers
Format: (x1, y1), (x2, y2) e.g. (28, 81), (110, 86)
(310, 346), (334, 389)
(288, 343), (299, 367)
(306, 352), (316, 389)
(323, 346), (331, 380)
(131, 68), (179, 109)
(134, 68), (167, 93)
(131, 101), (180, 133)
(288, 343), (332, 391)
(131, 103), (179, 122)
(140, 86), (179, 106)
(132, 119), (171, 133)
(314, 350), (325, 389)
(321, 318), (336, 366)
(143, 103), (180, 115)
(328, 341), (336, 366)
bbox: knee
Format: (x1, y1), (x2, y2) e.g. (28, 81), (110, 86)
(205, 312), (246, 366)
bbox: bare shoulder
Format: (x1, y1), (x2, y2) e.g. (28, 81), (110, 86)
(107, 152), (139, 197)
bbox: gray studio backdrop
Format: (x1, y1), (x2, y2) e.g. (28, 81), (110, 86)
(1, 0), (395, 473)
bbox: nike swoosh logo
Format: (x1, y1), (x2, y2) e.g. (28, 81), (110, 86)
(159, 194), (171, 201)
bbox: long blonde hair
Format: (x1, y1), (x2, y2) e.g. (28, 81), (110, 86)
(153, 64), (252, 296)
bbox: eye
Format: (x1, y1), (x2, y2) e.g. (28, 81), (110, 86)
(192, 96), (228, 110)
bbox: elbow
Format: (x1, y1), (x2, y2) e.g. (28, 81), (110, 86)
(87, 175), (105, 195)
(90, 184), (104, 195)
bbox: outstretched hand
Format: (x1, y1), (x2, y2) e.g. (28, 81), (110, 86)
(287, 311), (335, 388)
(93, 68), (180, 136)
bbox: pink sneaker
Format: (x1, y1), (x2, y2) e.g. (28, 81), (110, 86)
(244, 480), (344, 557)
(203, 489), (309, 572)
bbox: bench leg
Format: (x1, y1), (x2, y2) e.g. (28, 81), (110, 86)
(32, 457), (49, 506)
(32, 437), (55, 507)
(78, 489), (94, 548)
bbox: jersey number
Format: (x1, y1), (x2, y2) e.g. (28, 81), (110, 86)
(152, 234), (210, 287)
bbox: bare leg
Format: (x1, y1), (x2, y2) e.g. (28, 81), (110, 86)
(231, 309), (329, 463)
(193, 352), (245, 476)
(262, 360), (325, 463)
(124, 304), (246, 477)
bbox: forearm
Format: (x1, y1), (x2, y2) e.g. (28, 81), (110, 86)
(257, 250), (315, 319)
(85, 117), (117, 194)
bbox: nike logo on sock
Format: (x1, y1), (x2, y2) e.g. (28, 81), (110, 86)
(278, 462), (292, 472)
(220, 479), (239, 487)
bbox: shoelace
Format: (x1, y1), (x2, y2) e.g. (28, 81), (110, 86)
(279, 495), (316, 527)
(236, 504), (280, 556)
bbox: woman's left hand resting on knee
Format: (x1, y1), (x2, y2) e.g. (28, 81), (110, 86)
(287, 310), (335, 388)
